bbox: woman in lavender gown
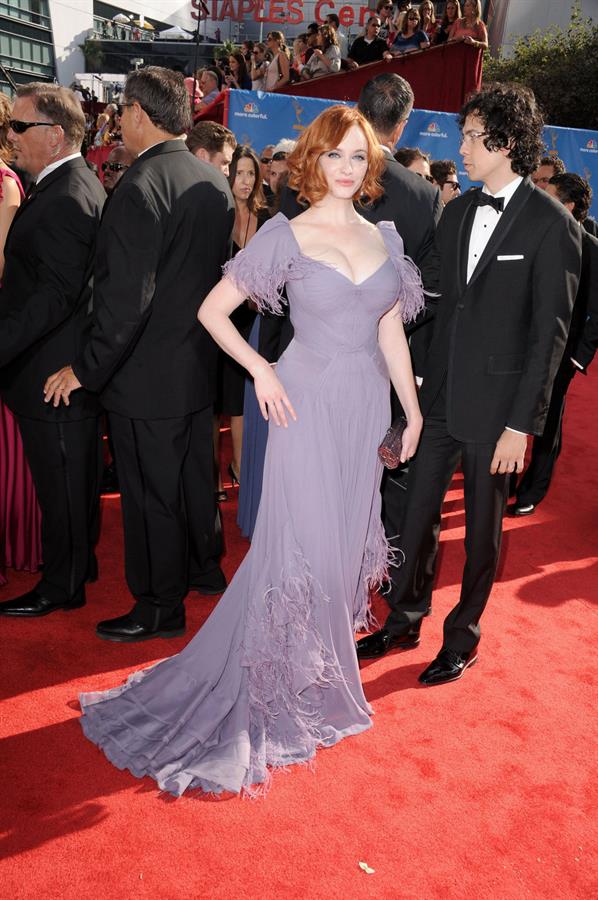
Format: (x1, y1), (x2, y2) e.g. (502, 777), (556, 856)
(79, 106), (424, 797)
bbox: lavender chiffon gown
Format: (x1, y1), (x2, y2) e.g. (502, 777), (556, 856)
(80, 213), (423, 797)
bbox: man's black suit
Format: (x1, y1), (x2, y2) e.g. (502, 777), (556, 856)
(0, 158), (105, 601)
(384, 178), (582, 653)
(516, 228), (598, 507)
(74, 140), (235, 628)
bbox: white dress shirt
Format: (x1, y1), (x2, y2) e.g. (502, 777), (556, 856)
(36, 151), (81, 184)
(466, 175), (522, 282)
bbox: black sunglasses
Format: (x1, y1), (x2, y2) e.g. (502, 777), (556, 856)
(102, 161), (129, 173)
(272, 151), (288, 161)
(260, 156), (273, 164)
(448, 181), (461, 191)
(9, 119), (55, 133)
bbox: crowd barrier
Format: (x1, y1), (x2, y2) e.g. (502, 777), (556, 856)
(277, 43), (483, 114)
(226, 90), (598, 220)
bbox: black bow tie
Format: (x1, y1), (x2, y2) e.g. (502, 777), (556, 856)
(473, 190), (504, 213)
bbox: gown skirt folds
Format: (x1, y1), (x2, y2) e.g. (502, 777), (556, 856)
(79, 213), (423, 796)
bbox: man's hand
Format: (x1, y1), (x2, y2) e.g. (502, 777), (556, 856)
(490, 429), (528, 475)
(43, 366), (82, 408)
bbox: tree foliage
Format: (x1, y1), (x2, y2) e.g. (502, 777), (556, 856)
(483, 2), (598, 130)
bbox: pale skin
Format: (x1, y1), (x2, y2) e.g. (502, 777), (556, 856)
(460, 112), (529, 475)
(198, 124), (422, 463)
(217, 155), (260, 481)
(0, 172), (20, 278)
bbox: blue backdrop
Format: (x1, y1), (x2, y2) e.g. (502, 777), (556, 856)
(227, 90), (598, 219)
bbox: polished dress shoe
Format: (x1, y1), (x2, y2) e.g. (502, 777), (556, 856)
(101, 461), (120, 495)
(507, 502), (536, 517)
(96, 612), (186, 643)
(189, 565), (227, 596)
(418, 648), (478, 686)
(0, 587), (85, 617)
(356, 625), (421, 659)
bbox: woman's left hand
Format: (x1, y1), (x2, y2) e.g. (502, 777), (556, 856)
(400, 416), (423, 463)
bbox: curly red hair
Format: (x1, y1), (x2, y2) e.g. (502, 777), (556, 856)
(287, 105), (384, 207)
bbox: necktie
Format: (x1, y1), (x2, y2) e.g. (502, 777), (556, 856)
(473, 190), (504, 213)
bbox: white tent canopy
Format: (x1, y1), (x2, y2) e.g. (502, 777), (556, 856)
(158, 25), (193, 40)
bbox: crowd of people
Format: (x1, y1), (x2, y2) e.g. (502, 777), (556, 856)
(0, 64), (596, 799)
(146, 0), (492, 112)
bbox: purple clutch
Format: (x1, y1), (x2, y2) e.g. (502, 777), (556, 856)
(378, 417), (408, 469)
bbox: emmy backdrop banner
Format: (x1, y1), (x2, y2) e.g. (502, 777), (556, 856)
(227, 91), (598, 219)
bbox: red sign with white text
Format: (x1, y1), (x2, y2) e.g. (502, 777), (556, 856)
(191, 0), (373, 28)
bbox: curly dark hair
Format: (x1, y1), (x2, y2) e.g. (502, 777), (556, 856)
(459, 83), (544, 178)
(538, 155), (565, 176)
(549, 172), (592, 223)
(430, 158), (457, 186)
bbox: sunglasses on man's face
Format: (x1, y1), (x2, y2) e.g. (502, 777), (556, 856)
(102, 162), (129, 173)
(9, 119), (55, 134)
(447, 181), (461, 191)
(260, 156), (273, 164)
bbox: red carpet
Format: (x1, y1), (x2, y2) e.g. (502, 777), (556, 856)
(1, 374), (596, 899)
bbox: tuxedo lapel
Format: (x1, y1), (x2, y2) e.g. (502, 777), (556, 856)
(466, 178), (534, 290)
(457, 195), (477, 292)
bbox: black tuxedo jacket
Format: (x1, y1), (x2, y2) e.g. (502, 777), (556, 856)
(568, 229), (598, 371)
(419, 178), (582, 442)
(74, 140), (235, 419)
(0, 157), (105, 421)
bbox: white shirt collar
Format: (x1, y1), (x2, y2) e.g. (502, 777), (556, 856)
(36, 151), (81, 184)
(482, 174), (523, 208)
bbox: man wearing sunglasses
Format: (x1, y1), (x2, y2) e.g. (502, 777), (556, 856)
(0, 84), (105, 620)
(430, 158), (461, 206)
(101, 142), (135, 195)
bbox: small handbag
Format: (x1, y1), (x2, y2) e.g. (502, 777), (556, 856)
(378, 417), (408, 469)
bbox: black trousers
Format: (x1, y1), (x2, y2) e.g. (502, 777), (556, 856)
(109, 406), (222, 628)
(516, 360), (575, 507)
(16, 415), (102, 602)
(384, 414), (508, 655)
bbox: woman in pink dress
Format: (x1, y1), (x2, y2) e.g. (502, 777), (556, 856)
(448, 0), (488, 49)
(0, 93), (42, 585)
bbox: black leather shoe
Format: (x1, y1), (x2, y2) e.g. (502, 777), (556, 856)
(189, 565), (227, 596)
(418, 648), (478, 685)
(507, 502), (536, 517)
(101, 461), (120, 495)
(0, 587), (86, 617)
(356, 625), (421, 659)
(96, 612), (186, 643)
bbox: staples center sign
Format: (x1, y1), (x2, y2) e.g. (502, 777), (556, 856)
(191, 0), (373, 27)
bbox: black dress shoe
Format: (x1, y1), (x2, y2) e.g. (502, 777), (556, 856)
(356, 625), (421, 659)
(507, 502), (536, 517)
(96, 612), (186, 643)
(0, 587), (86, 617)
(189, 565), (227, 596)
(101, 461), (120, 495)
(418, 648), (478, 686)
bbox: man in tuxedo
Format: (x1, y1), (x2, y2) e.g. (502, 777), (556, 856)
(357, 84), (582, 683)
(45, 67), (235, 642)
(510, 173), (598, 516)
(0, 84), (105, 618)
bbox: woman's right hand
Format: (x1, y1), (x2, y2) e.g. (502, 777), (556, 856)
(253, 361), (297, 427)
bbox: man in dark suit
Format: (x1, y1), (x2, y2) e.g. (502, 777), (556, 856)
(0, 84), (105, 618)
(357, 84), (582, 683)
(510, 173), (598, 516)
(45, 67), (235, 642)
